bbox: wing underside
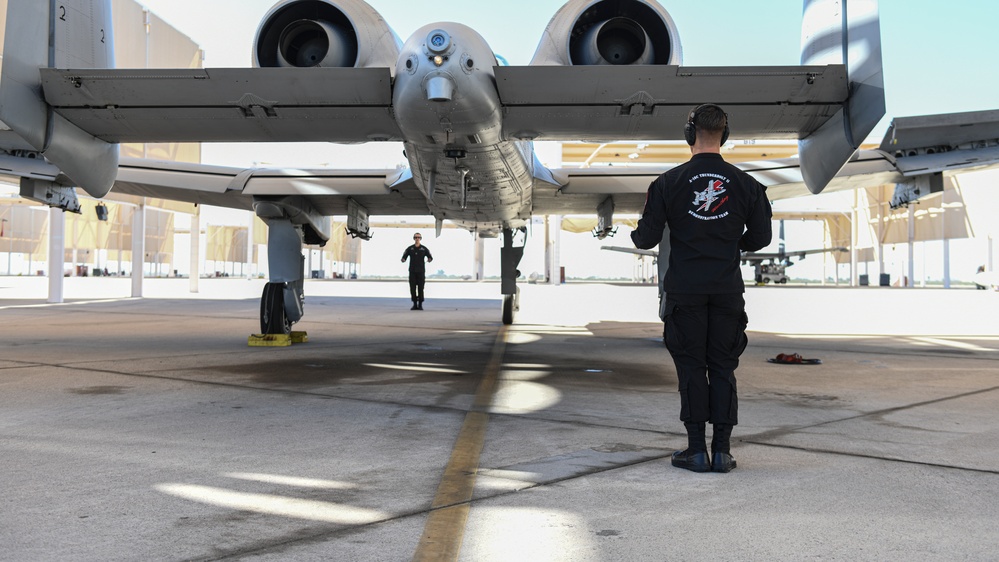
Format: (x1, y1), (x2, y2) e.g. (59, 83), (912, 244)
(24, 62), (999, 224)
(113, 158), (429, 216)
(495, 65), (850, 141)
(41, 65), (848, 144)
(41, 67), (401, 143)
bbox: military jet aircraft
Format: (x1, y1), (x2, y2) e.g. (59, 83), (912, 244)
(603, 220), (847, 285)
(741, 220), (847, 285)
(1, 0), (998, 334)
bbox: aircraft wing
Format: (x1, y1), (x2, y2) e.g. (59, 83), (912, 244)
(601, 246), (658, 258)
(742, 247), (848, 263)
(40, 68), (401, 144)
(750, 108), (999, 202)
(111, 158), (428, 216)
(541, 108), (999, 217)
(16, 107), (999, 225)
(540, 149), (902, 213)
(601, 244), (846, 265)
(495, 65), (848, 142)
(41, 63), (846, 144)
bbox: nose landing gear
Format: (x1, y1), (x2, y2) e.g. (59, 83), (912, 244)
(500, 226), (526, 325)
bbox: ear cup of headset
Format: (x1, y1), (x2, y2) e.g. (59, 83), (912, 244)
(685, 104), (730, 146)
(684, 120), (697, 145)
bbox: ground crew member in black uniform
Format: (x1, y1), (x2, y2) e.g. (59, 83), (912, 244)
(632, 104), (772, 473)
(401, 232), (433, 310)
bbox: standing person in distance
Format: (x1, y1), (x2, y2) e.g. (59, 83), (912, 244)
(401, 232), (433, 310)
(631, 104), (773, 473)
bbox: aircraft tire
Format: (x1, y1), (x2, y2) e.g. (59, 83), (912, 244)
(260, 282), (291, 335)
(502, 294), (514, 325)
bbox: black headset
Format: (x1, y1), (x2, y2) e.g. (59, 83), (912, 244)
(684, 104), (730, 146)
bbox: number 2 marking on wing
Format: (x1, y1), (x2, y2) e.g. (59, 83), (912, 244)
(59, 5), (66, 21)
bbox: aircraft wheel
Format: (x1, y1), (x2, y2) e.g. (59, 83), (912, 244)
(502, 294), (515, 325)
(260, 282), (291, 335)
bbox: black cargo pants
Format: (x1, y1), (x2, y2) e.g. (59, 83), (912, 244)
(409, 272), (426, 303)
(662, 293), (748, 425)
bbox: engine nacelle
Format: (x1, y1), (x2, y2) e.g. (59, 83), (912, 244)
(530, 0), (682, 66)
(253, 0), (401, 70)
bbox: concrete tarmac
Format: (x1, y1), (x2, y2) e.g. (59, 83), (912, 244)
(1, 278), (998, 561)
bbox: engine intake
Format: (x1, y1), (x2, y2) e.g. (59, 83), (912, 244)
(254, 0), (400, 69)
(573, 17), (654, 65)
(531, 0), (681, 66)
(277, 19), (357, 68)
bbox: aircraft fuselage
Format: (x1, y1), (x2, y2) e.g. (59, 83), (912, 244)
(393, 23), (535, 233)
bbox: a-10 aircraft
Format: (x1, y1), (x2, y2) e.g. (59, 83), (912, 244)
(1, 0), (998, 334)
(604, 220), (847, 285)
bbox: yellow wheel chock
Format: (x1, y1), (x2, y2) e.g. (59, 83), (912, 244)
(248, 331), (308, 347)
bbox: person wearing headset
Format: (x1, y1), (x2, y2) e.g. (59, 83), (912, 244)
(631, 104), (772, 473)
(401, 232), (433, 310)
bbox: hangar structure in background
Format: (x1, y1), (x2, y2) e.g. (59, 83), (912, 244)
(1, 0), (998, 340)
(0, 0), (204, 297)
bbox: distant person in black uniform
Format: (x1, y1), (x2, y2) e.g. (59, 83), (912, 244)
(975, 265), (988, 290)
(401, 232), (433, 310)
(632, 104), (772, 473)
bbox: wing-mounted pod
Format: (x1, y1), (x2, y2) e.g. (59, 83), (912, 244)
(0, 0), (119, 200)
(798, 0), (885, 193)
(529, 0), (682, 66)
(253, 0), (401, 70)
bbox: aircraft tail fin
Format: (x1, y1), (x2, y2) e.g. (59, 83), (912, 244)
(798, 0), (885, 194)
(0, 0), (119, 198)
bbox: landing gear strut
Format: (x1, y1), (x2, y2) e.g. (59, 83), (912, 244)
(256, 219), (306, 335)
(500, 227), (526, 325)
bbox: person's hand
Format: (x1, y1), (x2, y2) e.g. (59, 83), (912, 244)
(401, 258), (405, 262)
(428, 258), (433, 262)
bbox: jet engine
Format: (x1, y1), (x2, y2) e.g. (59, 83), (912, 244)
(253, 0), (401, 69)
(530, 0), (682, 66)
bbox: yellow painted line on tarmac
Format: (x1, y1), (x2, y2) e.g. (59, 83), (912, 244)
(412, 326), (508, 562)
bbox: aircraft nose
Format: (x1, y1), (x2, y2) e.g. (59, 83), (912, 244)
(426, 75), (455, 102)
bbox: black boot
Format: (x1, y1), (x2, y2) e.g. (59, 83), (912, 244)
(411, 302), (419, 310)
(711, 423), (737, 473)
(417, 301), (424, 310)
(672, 422), (710, 473)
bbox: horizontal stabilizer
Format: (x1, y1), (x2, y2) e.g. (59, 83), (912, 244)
(881, 109), (999, 178)
(880, 109), (999, 154)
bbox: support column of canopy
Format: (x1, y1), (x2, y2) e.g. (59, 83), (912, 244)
(907, 205), (915, 288)
(473, 231), (484, 281)
(190, 206), (200, 293)
(877, 185), (886, 284)
(850, 189), (859, 286)
(47, 208), (65, 304)
(942, 190), (951, 288)
(132, 199), (145, 298)
(546, 215), (562, 285)
(248, 213), (255, 279)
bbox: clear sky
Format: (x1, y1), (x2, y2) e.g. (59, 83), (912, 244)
(133, 0), (998, 283)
